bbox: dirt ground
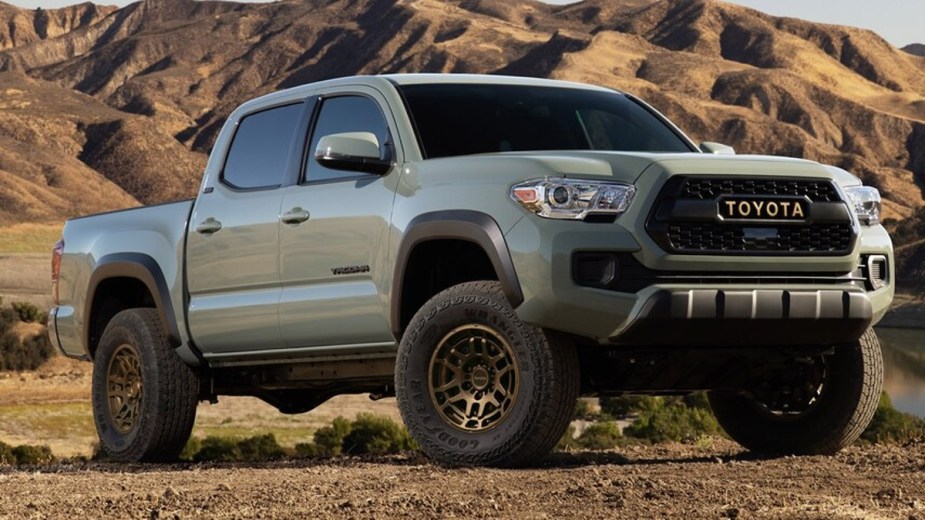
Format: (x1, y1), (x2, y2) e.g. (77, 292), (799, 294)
(0, 441), (921, 519)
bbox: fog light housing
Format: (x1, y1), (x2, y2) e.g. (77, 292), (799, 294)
(865, 254), (888, 290)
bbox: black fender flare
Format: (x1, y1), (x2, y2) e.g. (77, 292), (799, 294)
(391, 210), (524, 338)
(85, 253), (181, 352)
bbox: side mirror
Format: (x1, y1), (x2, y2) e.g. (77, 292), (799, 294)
(699, 142), (736, 155)
(315, 132), (392, 175)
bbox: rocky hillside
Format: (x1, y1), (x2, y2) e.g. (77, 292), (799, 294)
(0, 0), (924, 286)
(903, 44), (925, 57)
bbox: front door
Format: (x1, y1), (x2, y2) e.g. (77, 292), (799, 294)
(277, 88), (399, 350)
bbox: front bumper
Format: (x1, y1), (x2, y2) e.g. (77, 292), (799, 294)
(505, 217), (894, 347)
(615, 288), (871, 346)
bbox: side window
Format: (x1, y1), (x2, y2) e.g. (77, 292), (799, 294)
(306, 96), (389, 183)
(222, 103), (304, 190)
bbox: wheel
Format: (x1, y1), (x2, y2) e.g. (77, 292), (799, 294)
(92, 308), (198, 462)
(395, 281), (579, 467)
(708, 328), (883, 455)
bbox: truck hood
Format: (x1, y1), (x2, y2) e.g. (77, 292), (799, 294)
(420, 150), (855, 186)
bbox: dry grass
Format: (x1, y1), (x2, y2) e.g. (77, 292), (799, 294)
(0, 354), (400, 457)
(0, 224), (61, 254)
(0, 252), (51, 309)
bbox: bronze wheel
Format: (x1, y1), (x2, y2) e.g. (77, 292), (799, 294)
(428, 324), (520, 432)
(92, 308), (198, 462)
(106, 344), (143, 434)
(397, 281), (579, 467)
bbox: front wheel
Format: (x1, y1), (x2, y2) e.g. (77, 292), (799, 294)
(396, 281), (579, 467)
(709, 328), (883, 455)
(92, 308), (198, 462)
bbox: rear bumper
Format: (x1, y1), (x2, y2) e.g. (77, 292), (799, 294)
(613, 288), (871, 346)
(46, 307), (64, 355)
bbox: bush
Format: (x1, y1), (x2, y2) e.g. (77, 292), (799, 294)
(313, 416), (352, 456)
(624, 397), (721, 443)
(575, 421), (623, 450)
(194, 436), (242, 462)
(861, 392), (925, 444)
(0, 441), (15, 464)
(341, 413), (416, 455)
(11, 302), (47, 324)
(12, 444), (54, 464)
(237, 434), (286, 461)
(0, 330), (54, 371)
(599, 395), (661, 418)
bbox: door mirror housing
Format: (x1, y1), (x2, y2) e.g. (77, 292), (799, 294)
(699, 142), (736, 155)
(315, 132), (392, 175)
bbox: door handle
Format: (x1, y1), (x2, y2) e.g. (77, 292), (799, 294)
(280, 207), (310, 225)
(195, 217), (222, 235)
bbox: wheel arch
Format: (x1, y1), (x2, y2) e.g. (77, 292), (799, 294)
(85, 253), (181, 358)
(391, 210), (523, 339)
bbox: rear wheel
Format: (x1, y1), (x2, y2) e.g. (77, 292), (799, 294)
(396, 281), (579, 467)
(708, 328), (882, 455)
(92, 308), (198, 462)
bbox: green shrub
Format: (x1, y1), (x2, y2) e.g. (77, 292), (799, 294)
(314, 416), (352, 456)
(861, 392), (925, 444)
(11, 444), (54, 464)
(194, 436), (242, 462)
(0, 330), (54, 371)
(624, 397), (721, 443)
(294, 442), (326, 458)
(599, 395), (661, 418)
(237, 434), (286, 461)
(342, 413), (416, 455)
(11, 302), (47, 324)
(576, 421), (623, 450)
(0, 441), (15, 464)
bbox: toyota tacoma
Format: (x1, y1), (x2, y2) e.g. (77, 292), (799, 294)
(47, 74), (893, 466)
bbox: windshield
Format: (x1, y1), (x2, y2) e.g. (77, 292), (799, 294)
(398, 83), (694, 159)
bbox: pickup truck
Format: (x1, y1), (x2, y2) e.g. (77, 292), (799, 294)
(48, 74), (893, 466)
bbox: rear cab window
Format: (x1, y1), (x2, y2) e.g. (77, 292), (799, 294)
(222, 103), (304, 190)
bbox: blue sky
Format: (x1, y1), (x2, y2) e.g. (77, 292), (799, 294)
(5, 0), (922, 47)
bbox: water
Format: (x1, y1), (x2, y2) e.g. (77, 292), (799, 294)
(877, 327), (925, 418)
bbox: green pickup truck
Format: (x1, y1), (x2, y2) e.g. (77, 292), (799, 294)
(48, 74), (893, 466)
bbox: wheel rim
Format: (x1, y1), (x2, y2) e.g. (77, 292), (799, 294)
(106, 344), (143, 434)
(748, 355), (828, 421)
(428, 324), (520, 432)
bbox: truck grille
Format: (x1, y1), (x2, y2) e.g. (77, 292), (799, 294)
(680, 178), (840, 202)
(647, 176), (856, 256)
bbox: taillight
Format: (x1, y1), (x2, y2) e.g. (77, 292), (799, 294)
(51, 239), (64, 305)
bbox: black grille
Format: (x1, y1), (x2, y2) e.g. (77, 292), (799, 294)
(680, 178), (839, 202)
(647, 176), (856, 256)
(667, 223), (853, 253)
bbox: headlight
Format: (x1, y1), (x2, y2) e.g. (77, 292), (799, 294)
(845, 186), (881, 226)
(511, 178), (635, 221)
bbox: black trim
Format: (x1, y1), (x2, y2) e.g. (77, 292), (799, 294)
(614, 288), (872, 346)
(86, 253), (181, 351)
(645, 176), (858, 256)
(391, 210), (524, 338)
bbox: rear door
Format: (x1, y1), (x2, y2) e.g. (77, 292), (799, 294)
(187, 101), (307, 354)
(277, 86), (400, 350)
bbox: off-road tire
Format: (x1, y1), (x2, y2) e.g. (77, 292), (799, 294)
(396, 281), (579, 467)
(708, 328), (883, 455)
(92, 308), (198, 462)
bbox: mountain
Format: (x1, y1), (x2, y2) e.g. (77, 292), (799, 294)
(903, 44), (925, 57)
(0, 0), (924, 277)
